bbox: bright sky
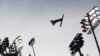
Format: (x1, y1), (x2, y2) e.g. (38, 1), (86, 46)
(0, 0), (100, 56)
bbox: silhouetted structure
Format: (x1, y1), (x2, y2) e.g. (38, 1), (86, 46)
(80, 17), (89, 32)
(9, 43), (18, 56)
(69, 33), (84, 56)
(0, 36), (23, 56)
(28, 37), (36, 56)
(13, 36), (23, 56)
(80, 6), (100, 55)
(0, 37), (9, 56)
(50, 14), (64, 27)
(80, 6), (100, 34)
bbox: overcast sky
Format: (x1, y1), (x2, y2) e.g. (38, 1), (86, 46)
(0, 0), (100, 56)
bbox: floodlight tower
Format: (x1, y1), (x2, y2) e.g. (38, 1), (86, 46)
(0, 39), (2, 56)
(28, 37), (36, 56)
(80, 6), (100, 55)
(13, 36), (23, 56)
(69, 33), (84, 56)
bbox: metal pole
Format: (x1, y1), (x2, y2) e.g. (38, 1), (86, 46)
(78, 49), (83, 56)
(87, 13), (100, 55)
(32, 46), (36, 56)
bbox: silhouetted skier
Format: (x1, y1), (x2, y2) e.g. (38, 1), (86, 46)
(50, 14), (64, 27)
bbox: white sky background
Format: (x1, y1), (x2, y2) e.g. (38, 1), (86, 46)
(0, 0), (100, 56)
